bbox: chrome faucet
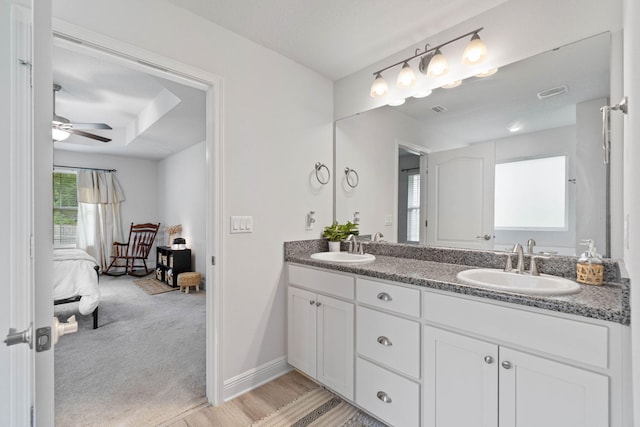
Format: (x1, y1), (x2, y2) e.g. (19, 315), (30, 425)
(527, 238), (536, 254)
(512, 243), (525, 273)
(373, 232), (384, 242)
(345, 234), (358, 254)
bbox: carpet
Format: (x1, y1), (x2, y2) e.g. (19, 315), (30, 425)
(54, 274), (206, 426)
(252, 387), (387, 427)
(133, 277), (178, 295)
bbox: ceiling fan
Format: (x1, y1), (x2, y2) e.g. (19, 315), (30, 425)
(52, 84), (112, 143)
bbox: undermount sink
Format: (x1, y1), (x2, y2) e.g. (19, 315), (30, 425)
(456, 268), (581, 296)
(310, 251), (376, 264)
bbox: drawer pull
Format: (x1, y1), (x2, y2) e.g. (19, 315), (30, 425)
(377, 336), (392, 347)
(484, 355), (494, 364)
(501, 361), (512, 370)
(377, 391), (392, 403)
(377, 292), (392, 302)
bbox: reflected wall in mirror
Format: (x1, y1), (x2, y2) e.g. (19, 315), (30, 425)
(335, 32), (612, 256)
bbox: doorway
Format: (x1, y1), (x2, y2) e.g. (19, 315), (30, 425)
(50, 28), (222, 424)
(397, 144), (428, 245)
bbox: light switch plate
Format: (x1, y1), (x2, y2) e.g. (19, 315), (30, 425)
(231, 216), (253, 233)
(384, 214), (393, 226)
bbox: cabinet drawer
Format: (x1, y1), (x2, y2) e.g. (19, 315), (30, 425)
(356, 357), (420, 427)
(288, 264), (354, 300)
(356, 306), (420, 378)
(424, 292), (609, 368)
(357, 278), (420, 317)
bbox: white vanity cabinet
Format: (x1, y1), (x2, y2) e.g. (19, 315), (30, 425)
(423, 292), (619, 427)
(287, 264), (355, 399)
(355, 278), (422, 427)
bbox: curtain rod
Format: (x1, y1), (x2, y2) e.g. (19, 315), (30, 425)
(53, 165), (117, 173)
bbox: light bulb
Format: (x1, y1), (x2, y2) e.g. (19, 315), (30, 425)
(462, 33), (488, 65)
(413, 89), (432, 98)
(387, 99), (406, 106)
(475, 68), (498, 78)
(370, 73), (389, 98)
(441, 80), (462, 89)
(396, 62), (416, 88)
(427, 49), (448, 78)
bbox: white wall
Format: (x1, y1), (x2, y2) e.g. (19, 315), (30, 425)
(622, 0), (640, 425)
(52, 0), (334, 396)
(158, 141), (206, 277)
(335, 107), (427, 240)
(53, 150), (160, 236)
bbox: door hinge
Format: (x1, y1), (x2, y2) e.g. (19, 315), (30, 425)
(18, 59), (32, 88)
(211, 256), (215, 266)
(425, 220), (428, 228)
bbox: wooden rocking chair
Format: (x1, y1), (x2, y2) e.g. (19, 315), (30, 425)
(104, 222), (160, 277)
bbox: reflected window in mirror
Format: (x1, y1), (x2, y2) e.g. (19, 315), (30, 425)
(407, 174), (421, 242)
(495, 155), (567, 230)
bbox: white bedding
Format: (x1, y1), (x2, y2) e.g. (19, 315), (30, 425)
(53, 248), (100, 315)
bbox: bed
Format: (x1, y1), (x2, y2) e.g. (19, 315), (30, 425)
(53, 248), (101, 329)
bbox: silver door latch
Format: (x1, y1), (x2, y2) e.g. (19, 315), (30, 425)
(4, 324), (33, 349)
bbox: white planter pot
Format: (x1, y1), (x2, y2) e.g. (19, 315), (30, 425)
(328, 241), (341, 252)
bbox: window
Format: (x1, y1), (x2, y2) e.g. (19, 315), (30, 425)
(494, 155), (567, 229)
(407, 173), (420, 242)
(53, 171), (78, 245)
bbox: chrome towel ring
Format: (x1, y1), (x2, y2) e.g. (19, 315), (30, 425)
(315, 162), (330, 185)
(344, 167), (359, 188)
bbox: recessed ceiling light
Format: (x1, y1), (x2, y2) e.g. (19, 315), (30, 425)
(388, 99), (406, 107)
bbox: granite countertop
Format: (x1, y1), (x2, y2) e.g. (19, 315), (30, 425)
(284, 241), (630, 325)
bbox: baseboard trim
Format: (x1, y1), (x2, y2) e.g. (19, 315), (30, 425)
(223, 356), (292, 401)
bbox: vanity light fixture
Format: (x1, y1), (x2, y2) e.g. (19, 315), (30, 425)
(461, 32), (488, 65)
(370, 72), (389, 98)
(369, 27), (488, 98)
(388, 99), (406, 106)
(396, 62), (417, 88)
(475, 68), (498, 78)
(441, 80), (462, 89)
(413, 89), (433, 98)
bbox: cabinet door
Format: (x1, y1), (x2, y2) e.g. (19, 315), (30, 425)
(424, 326), (498, 427)
(317, 294), (354, 400)
(287, 287), (317, 377)
(499, 347), (609, 427)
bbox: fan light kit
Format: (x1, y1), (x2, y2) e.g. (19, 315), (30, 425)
(370, 27), (490, 100)
(52, 84), (113, 143)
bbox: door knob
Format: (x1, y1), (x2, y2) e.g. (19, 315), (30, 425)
(484, 355), (494, 364)
(53, 315), (78, 345)
(4, 323), (32, 349)
(501, 361), (512, 369)
(476, 234), (492, 240)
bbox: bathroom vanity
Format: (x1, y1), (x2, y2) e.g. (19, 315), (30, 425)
(284, 241), (631, 427)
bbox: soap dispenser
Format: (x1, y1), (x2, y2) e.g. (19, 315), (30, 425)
(576, 239), (604, 285)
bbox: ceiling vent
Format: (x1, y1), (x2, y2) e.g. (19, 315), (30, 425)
(537, 85), (568, 100)
(431, 105), (448, 113)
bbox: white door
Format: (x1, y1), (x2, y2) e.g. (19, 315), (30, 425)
(287, 287), (317, 377)
(427, 141), (495, 249)
(499, 347), (609, 427)
(1, 0), (55, 426)
(316, 295), (354, 400)
(423, 326), (498, 427)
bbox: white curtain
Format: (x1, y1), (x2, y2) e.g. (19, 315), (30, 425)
(75, 170), (126, 270)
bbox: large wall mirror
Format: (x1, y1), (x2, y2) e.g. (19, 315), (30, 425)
(335, 32), (614, 256)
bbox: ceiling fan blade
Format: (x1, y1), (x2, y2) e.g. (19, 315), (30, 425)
(70, 122), (113, 130)
(68, 129), (112, 143)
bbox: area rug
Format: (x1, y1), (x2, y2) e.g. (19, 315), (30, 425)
(251, 387), (387, 427)
(133, 278), (178, 295)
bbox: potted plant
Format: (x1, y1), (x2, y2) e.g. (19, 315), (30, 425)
(323, 221), (359, 252)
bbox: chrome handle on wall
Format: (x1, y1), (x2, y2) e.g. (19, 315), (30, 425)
(377, 336), (392, 347)
(377, 391), (392, 403)
(501, 361), (512, 369)
(377, 292), (392, 302)
(484, 355), (494, 364)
